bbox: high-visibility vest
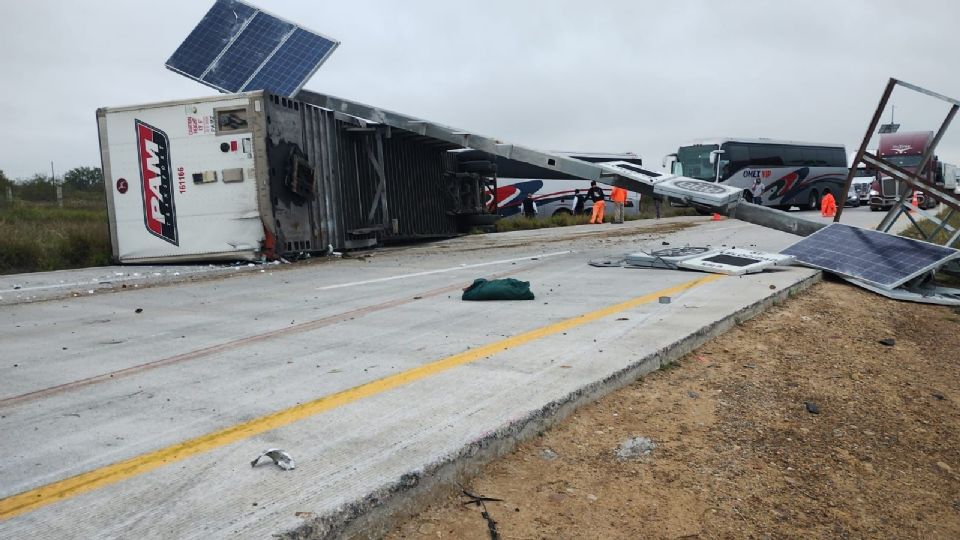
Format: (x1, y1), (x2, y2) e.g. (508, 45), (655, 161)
(610, 187), (627, 203)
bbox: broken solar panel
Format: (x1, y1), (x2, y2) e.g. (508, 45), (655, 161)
(166, 0), (339, 97)
(676, 248), (781, 275)
(781, 223), (959, 290)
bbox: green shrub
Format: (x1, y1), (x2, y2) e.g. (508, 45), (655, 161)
(0, 200), (111, 274)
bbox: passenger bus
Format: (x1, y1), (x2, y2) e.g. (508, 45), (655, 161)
(664, 138), (848, 210)
(492, 152), (644, 218)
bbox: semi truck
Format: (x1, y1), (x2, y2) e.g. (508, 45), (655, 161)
(869, 131), (941, 211)
(97, 91), (497, 263)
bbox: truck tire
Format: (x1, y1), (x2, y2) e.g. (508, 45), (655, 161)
(806, 190), (820, 211)
(455, 150), (494, 163)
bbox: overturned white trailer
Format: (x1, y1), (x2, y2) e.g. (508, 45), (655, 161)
(97, 90), (741, 264)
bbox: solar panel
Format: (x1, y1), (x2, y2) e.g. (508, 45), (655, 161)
(166, 0), (339, 97)
(780, 223), (959, 290)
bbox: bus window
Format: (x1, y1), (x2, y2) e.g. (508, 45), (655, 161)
(748, 144), (784, 166)
(800, 148), (821, 166)
(784, 147), (803, 166)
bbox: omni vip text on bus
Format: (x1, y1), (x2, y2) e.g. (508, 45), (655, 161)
(664, 138), (848, 210)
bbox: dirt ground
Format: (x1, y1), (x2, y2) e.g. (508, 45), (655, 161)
(387, 280), (960, 539)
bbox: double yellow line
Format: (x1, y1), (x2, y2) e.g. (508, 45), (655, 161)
(0, 274), (722, 520)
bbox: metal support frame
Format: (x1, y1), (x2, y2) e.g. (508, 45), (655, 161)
(838, 78), (960, 247)
(363, 131), (390, 227)
(296, 89), (652, 193)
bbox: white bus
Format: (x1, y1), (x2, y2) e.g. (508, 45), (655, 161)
(664, 138), (848, 210)
(492, 152), (645, 218)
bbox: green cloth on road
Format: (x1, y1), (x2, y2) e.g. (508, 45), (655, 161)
(461, 278), (535, 301)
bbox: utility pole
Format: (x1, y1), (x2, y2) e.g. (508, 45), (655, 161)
(52, 161), (63, 208)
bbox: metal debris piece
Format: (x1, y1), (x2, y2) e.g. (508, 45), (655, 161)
(843, 276), (960, 306)
(625, 246), (711, 269)
(462, 489), (503, 540)
(251, 448), (296, 470)
(879, 338), (896, 347)
(659, 296), (671, 304)
(804, 401), (821, 414)
(588, 258), (625, 268)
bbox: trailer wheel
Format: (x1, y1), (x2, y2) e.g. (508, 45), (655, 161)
(806, 190), (820, 211)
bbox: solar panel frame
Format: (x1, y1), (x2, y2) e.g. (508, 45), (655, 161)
(165, 0), (339, 97)
(780, 223), (959, 290)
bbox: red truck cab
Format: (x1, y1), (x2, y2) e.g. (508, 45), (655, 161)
(869, 131), (941, 211)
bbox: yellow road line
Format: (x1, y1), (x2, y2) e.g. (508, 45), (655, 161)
(0, 274), (723, 520)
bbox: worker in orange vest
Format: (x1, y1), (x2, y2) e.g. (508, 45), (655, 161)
(586, 181), (606, 224)
(820, 191), (836, 217)
(610, 186), (628, 223)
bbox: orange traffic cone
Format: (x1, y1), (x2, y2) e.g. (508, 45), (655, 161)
(910, 190), (919, 212)
(711, 213), (723, 221)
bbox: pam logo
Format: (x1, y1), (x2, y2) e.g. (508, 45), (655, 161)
(891, 144), (913, 155)
(136, 120), (178, 245)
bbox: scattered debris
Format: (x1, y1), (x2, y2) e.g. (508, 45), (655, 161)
(804, 401), (821, 414)
(615, 436), (657, 460)
(135, 308), (143, 314)
(687, 390), (700, 399)
(937, 461), (953, 473)
(659, 296), (671, 304)
(879, 338), (896, 347)
(932, 392), (946, 401)
(617, 246), (794, 275)
(251, 448), (295, 470)
(616, 317), (629, 321)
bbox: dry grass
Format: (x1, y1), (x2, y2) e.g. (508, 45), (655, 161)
(495, 200), (697, 232)
(900, 205), (960, 245)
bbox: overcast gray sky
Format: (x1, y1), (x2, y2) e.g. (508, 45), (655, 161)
(1, 0), (958, 180)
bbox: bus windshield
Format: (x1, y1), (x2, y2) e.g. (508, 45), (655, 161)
(675, 144), (718, 181)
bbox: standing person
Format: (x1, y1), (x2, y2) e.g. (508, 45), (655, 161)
(522, 193), (537, 219)
(653, 193), (663, 219)
(610, 186), (628, 223)
(750, 178), (764, 205)
(573, 189), (586, 215)
(586, 181), (605, 224)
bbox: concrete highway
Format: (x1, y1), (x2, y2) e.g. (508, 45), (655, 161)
(0, 207), (896, 537)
